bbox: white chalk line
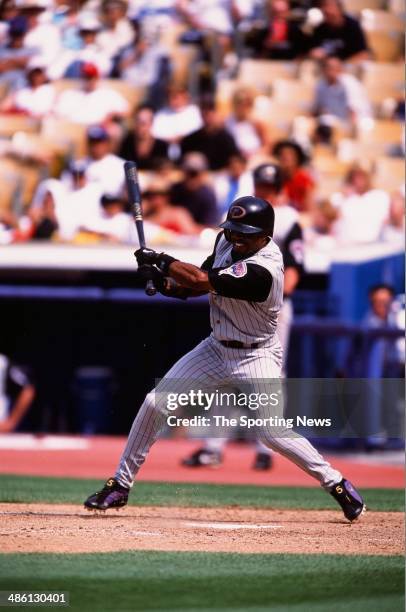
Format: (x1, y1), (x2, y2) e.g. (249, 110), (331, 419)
(183, 522), (282, 530)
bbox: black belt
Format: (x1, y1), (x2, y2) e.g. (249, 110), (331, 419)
(220, 340), (260, 349)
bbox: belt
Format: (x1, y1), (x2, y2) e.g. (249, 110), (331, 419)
(220, 340), (260, 349)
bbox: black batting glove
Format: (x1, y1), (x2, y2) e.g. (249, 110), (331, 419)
(135, 247), (159, 267)
(134, 248), (178, 275)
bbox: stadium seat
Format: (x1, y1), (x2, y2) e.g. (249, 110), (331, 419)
(41, 118), (88, 158)
(238, 59), (299, 90)
(0, 165), (19, 214)
(366, 29), (404, 61)
(374, 156), (405, 191)
(343, 0), (384, 13)
(361, 61), (404, 104)
(361, 8), (405, 31)
(0, 156), (44, 207)
(271, 79), (314, 110)
(358, 119), (403, 146)
(0, 114), (40, 139)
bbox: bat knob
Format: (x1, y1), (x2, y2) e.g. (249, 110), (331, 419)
(145, 280), (157, 296)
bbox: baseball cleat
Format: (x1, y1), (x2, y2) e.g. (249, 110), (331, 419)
(330, 478), (366, 522)
(253, 452), (273, 471)
(84, 477), (129, 511)
(182, 449), (222, 468)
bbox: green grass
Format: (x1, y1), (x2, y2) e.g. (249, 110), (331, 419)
(0, 551), (403, 612)
(0, 474), (403, 511)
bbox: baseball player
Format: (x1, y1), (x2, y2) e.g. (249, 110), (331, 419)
(182, 163), (304, 469)
(84, 195), (365, 522)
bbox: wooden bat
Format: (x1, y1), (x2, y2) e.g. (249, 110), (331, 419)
(124, 161), (157, 296)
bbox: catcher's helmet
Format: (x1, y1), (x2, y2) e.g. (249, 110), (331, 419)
(219, 196), (275, 236)
(253, 163), (283, 192)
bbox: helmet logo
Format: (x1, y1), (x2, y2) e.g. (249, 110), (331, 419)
(229, 205), (246, 219)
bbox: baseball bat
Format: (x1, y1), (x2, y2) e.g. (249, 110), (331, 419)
(124, 160), (157, 296)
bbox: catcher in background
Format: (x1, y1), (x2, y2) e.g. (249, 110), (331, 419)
(84, 195), (366, 523)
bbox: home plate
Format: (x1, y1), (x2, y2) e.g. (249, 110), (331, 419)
(183, 522), (281, 530)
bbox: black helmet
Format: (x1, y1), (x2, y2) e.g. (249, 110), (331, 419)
(253, 163), (283, 192)
(219, 196), (275, 236)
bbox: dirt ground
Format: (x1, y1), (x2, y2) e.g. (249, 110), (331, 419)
(0, 504), (403, 556)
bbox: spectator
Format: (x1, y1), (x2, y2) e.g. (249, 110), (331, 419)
(180, 95), (239, 170)
(51, 0), (82, 51)
(48, 14), (112, 79)
(0, 354), (36, 433)
(19, 0), (61, 68)
(55, 61), (129, 125)
(248, 0), (306, 60)
(303, 199), (339, 249)
(118, 104), (169, 170)
(152, 82), (202, 144)
(332, 164), (390, 244)
(225, 87), (270, 159)
(79, 193), (137, 244)
(96, 0), (134, 62)
(381, 188), (405, 247)
(273, 139), (315, 212)
(312, 56), (372, 131)
(307, 0), (369, 62)
(142, 178), (201, 235)
(0, 17), (31, 90)
(170, 152), (218, 226)
(214, 152), (254, 217)
(0, 60), (55, 117)
(117, 29), (167, 87)
(82, 126), (126, 196)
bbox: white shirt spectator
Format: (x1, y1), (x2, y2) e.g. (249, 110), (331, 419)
(333, 189), (390, 244)
(82, 210), (137, 243)
(23, 22), (61, 68)
(96, 18), (134, 60)
(12, 83), (55, 117)
(152, 104), (202, 141)
(56, 183), (103, 240)
(55, 86), (129, 124)
(47, 45), (112, 79)
(85, 153), (126, 196)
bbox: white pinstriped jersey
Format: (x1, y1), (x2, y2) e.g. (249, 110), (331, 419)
(209, 235), (284, 344)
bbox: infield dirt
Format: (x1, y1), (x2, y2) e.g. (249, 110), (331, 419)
(0, 503), (403, 556)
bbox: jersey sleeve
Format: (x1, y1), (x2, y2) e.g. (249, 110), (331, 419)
(282, 222), (304, 274)
(208, 262), (273, 302)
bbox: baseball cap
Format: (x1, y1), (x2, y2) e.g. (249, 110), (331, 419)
(101, 193), (126, 206)
(253, 163), (283, 191)
(182, 152), (208, 174)
(81, 62), (99, 79)
(77, 14), (101, 32)
(87, 125), (109, 141)
(68, 159), (88, 174)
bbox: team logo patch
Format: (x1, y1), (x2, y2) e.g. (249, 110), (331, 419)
(218, 262), (248, 278)
(229, 205), (246, 219)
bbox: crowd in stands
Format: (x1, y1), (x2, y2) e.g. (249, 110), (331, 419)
(0, 0), (403, 251)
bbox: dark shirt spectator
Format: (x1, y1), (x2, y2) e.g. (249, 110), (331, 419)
(119, 105), (169, 170)
(248, 0), (306, 60)
(170, 153), (218, 226)
(307, 0), (369, 62)
(180, 97), (239, 171)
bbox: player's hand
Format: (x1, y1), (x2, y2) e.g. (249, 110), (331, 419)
(137, 264), (162, 283)
(134, 247), (160, 266)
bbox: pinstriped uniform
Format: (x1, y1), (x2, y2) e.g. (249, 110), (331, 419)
(115, 237), (342, 491)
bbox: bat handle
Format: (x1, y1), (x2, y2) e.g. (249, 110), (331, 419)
(145, 279), (157, 296)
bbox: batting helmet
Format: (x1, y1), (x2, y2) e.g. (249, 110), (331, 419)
(253, 163), (283, 192)
(219, 196), (275, 236)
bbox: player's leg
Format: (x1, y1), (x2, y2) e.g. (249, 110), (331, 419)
(84, 336), (227, 510)
(229, 346), (365, 521)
